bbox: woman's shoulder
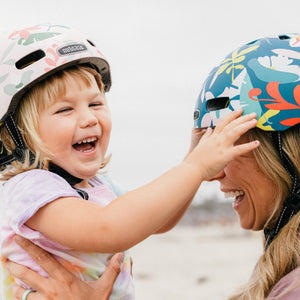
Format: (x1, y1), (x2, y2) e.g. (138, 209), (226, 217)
(267, 267), (300, 299)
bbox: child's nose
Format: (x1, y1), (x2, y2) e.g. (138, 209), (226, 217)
(79, 110), (98, 128)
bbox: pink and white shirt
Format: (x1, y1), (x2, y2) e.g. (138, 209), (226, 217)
(1, 169), (134, 300)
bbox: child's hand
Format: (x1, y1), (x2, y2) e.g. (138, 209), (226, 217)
(186, 128), (207, 158)
(184, 109), (259, 181)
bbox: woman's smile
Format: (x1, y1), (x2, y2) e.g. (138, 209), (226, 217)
(223, 190), (245, 210)
(211, 133), (277, 231)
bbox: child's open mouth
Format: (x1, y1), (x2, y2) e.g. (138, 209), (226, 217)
(73, 137), (97, 153)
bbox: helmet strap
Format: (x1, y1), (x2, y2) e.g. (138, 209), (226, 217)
(0, 114), (88, 200)
(48, 162), (88, 200)
(48, 162), (83, 186)
(264, 132), (300, 250)
(0, 114), (28, 168)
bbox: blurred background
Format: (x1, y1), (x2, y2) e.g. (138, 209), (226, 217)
(0, 0), (299, 298)
(2, 0), (299, 198)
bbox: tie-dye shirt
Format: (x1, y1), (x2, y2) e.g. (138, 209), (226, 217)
(1, 169), (134, 300)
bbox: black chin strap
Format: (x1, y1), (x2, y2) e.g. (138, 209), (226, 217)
(0, 114), (88, 200)
(48, 163), (89, 200)
(264, 132), (300, 250)
(48, 163), (83, 186)
(0, 115), (27, 168)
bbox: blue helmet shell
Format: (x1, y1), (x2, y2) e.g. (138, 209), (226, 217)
(194, 34), (300, 131)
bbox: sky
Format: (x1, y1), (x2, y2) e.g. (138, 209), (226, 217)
(0, 0), (299, 203)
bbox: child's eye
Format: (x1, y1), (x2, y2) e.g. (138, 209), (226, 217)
(55, 107), (72, 114)
(89, 102), (103, 107)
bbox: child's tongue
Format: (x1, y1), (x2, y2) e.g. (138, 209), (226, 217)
(73, 142), (93, 152)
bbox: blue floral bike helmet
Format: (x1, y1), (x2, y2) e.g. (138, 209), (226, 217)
(194, 34), (300, 249)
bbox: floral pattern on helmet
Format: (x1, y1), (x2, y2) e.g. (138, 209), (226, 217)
(0, 24), (111, 123)
(194, 34), (300, 131)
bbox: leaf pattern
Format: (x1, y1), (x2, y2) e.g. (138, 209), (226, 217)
(217, 45), (259, 81)
(249, 82), (300, 110)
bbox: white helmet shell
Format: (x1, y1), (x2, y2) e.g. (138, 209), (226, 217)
(0, 24), (111, 123)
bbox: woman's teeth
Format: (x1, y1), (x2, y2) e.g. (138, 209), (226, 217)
(224, 190), (245, 199)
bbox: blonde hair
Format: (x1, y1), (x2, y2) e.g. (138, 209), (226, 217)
(229, 126), (300, 299)
(0, 65), (110, 180)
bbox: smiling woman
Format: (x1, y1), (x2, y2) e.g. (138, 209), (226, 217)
(211, 133), (277, 231)
(194, 33), (300, 299)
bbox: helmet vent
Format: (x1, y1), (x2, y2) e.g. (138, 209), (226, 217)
(15, 50), (46, 70)
(206, 97), (229, 111)
(87, 39), (96, 47)
(279, 35), (290, 40)
(247, 40), (258, 45)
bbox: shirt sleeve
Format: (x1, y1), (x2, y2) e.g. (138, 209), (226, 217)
(3, 169), (79, 232)
(267, 267), (300, 299)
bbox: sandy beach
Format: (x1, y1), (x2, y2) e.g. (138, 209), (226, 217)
(131, 224), (262, 300)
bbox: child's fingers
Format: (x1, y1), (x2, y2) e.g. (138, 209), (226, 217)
(223, 112), (257, 132)
(214, 110), (258, 136)
(213, 109), (243, 133)
(213, 112), (257, 145)
(232, 140), (260, 157)
(227, 117), (257, 141)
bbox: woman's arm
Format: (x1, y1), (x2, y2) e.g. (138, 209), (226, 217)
(26, 110), (259, 253)
(5, 236), (122, 300)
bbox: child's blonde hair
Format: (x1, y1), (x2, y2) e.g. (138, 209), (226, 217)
(229, 125), (300, 299)
(0, 65), (110, 180)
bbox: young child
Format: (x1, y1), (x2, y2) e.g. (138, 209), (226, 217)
(0, 24), (259, 300)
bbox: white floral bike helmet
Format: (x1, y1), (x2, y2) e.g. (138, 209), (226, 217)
(0, 23), (111, 167)
(194, 34), (300, 249)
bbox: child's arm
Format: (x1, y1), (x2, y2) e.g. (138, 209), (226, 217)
(155, 200), (191, 233)
(155, 128), (208, 233)
(26, 110), (259, 253)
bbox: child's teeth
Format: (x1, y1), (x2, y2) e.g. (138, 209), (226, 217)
(78, 137), (96, 144)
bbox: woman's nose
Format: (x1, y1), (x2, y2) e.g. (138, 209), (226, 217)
(208, 169), (225, 182)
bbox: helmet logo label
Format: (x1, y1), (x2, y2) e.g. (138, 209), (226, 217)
(58, 44), (87, 56)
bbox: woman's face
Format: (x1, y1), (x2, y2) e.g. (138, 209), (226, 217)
(210, 133), (277, 231)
